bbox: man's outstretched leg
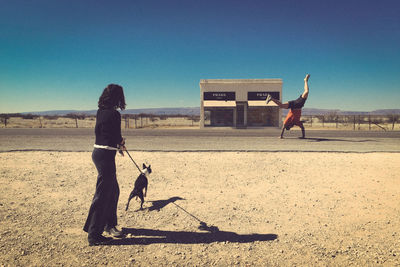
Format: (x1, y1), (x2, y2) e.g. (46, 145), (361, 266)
(266, 96), (289, 109)
(298, 74), (309, 139)
(302, 74), (310, 99)
(266, 74), (309, 107)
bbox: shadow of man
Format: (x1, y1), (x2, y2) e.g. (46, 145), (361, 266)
(304, 137), (376, 143)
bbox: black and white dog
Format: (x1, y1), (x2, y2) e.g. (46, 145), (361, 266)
(125, 164), (151, 211)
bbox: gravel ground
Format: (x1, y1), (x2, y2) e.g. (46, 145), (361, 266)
(1, 151), (399, 266)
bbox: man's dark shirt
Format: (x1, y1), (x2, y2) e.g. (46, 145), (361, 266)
(288, 94), (307, 110)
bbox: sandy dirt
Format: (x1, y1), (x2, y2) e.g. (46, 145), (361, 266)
(0, 151), (399, 266)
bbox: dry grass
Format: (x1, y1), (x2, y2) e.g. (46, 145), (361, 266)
(301, 116), (400, 131)
(0, 116), (199, 129)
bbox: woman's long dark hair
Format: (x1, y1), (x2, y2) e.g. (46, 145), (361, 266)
(98, 84), (126, 110)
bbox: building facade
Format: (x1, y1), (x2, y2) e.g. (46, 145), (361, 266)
(199, 79), (283, 128)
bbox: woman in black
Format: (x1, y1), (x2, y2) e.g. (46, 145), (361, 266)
(83, 84), (126, 246)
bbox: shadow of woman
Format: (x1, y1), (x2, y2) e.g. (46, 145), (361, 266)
(108, 228), (278, 246)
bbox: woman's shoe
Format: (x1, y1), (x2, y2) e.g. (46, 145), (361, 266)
(104, 226), (125, 238)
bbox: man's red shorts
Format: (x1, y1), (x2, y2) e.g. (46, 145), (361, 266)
(283, 109), (303, 130)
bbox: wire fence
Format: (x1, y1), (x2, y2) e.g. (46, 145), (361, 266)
(1, 113), (399, 131)
(0, 114), (201, 129)
(121, 114), (200, 128)
(296, 114), (400, 131)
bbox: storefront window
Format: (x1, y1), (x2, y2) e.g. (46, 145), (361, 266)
(204, 108), (234, 126)
(248, 107), (279, 127)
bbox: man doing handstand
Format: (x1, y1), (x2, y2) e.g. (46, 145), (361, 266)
(266, 74), (310, 138)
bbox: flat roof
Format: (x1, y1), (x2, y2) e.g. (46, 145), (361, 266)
(200, 78), (282, 84)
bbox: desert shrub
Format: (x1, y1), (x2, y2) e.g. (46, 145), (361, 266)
(314, 115), (324, 122)
(65, 113), (86, 120)
(380, 116), (392, 123)
(21, 114), (38, 119)
(388, 115), (399, 123)
(186, 116), (200, 122)
(371, 117), (384, 124)
(1, 113), (19, 118)
(150, 116), (159, 122)
(44, 115), (59, 120)
(324, 113), (338, 123)
(0, 114), (10, 121)
(357, 116), (367, 123)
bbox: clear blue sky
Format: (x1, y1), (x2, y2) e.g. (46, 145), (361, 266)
(1, 0), (399, 113)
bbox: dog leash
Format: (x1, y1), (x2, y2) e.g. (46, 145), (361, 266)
(171, 202), (219, 233)
(122, 148), (144, 174)
(124, 147), (143, 174)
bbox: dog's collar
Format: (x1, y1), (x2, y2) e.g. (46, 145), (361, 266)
(141, 169), (149, 176)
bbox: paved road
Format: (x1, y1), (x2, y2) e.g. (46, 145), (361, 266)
(0, 128), (399, 152)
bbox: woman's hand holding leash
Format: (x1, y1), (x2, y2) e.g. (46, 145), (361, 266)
(118, 138), (126, 156)
(117, 138), (144, 174)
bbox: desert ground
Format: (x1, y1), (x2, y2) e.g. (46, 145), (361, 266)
(0, 129), (400, 266)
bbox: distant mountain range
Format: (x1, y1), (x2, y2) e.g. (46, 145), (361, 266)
(20, 107), (400, 116)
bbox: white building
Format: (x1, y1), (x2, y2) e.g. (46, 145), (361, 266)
(199, 79), (283, 128)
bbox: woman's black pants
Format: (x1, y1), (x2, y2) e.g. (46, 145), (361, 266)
(83, 148), (119, 236)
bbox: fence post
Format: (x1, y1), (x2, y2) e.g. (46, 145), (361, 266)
(336, 116), (338, 128)
(75, 117), (78, 128)
(140, 116), (143, 128)
(368, 115), (371, 130)
(310, 115), (312, 127)
(322, 116), (324, 128)
(358, 115), (360, 130)
(392, 115), (395, 131)
(39, 117), (43, 128)
(135, 116), (137, 128)
(353, 115), (355, 131)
